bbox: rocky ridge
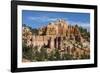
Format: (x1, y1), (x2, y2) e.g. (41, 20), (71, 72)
(22, 19), (90, 61)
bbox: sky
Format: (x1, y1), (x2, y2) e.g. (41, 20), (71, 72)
(22, 10), (90, 29)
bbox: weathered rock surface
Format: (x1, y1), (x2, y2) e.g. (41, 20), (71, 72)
(22, 19), (90, 60)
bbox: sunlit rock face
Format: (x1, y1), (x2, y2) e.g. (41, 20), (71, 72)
(22, 27), (33, 47)
(22, 19), (84, 49)
(22, 19), (89, 57)
(39, 19), (69, 37)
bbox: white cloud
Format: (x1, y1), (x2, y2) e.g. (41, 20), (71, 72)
(28, 16), (61, 22)
(28, 16), (90, 30)
(68, 21), (90, 27)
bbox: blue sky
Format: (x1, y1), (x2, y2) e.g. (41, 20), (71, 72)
(22, 10), (90, 29)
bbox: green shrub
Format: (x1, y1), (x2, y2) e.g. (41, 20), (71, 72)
(80, 54), (90, 59)
(62, 53), (73, 60)
(22, 42), (33, 61)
